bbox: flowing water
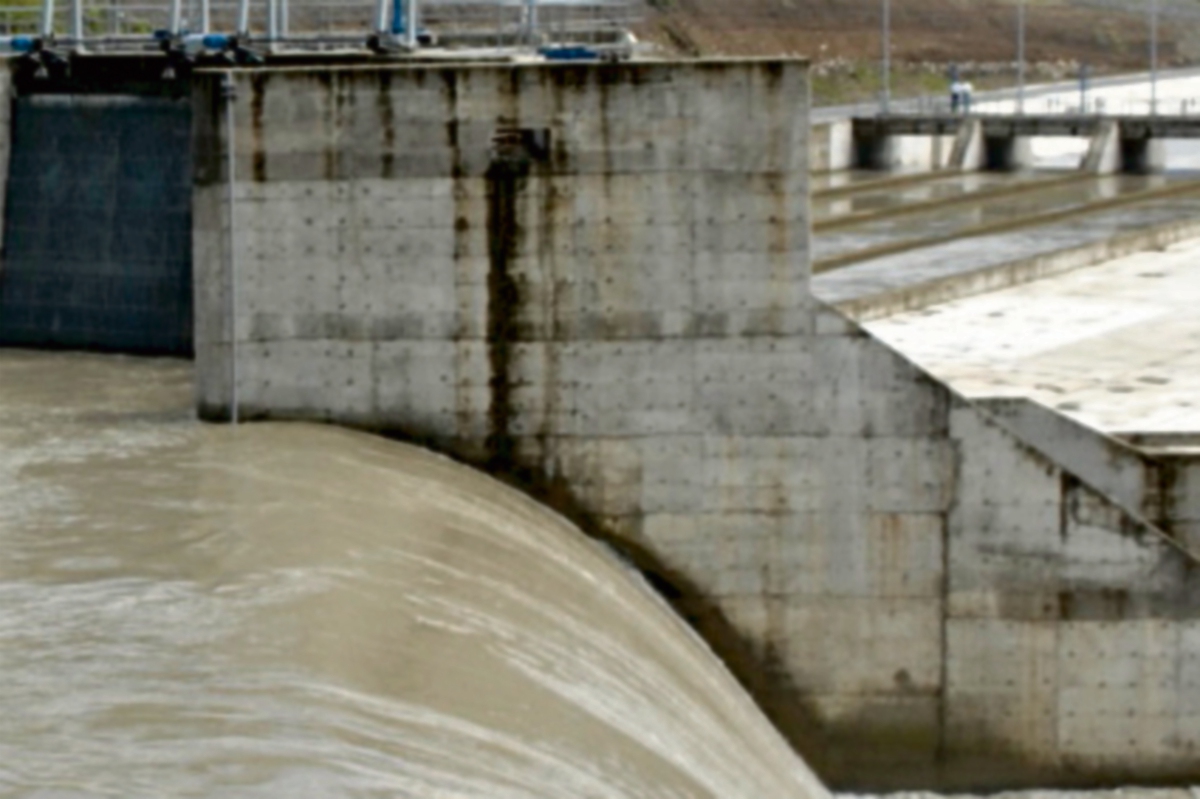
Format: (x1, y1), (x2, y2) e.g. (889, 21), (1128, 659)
(0, 350), (826, 799)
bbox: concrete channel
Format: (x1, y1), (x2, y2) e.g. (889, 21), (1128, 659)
(813, 171), (1200, 273)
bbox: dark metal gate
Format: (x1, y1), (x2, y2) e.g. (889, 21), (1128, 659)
(0, 93), (193, 355)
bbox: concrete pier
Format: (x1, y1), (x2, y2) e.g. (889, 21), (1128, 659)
(850, 114), (1196, 173)
(983, 133), (1034, 171)
(1121, 134), (1168, 174)
(188, 59), (1200, 791)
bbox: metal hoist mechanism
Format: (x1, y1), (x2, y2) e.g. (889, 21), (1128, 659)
(370, 0), (423, 52)
(154, 0), (264, 77)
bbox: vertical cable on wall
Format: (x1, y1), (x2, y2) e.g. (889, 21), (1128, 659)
(223, 71), (240, 425)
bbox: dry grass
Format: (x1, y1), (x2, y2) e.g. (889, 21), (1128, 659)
(637, 0), (1200, 72)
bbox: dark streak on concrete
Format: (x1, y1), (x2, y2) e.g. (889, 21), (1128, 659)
(378, 71), (394, 180)
(316, 72), (335, 180)
(1061, 473), (1077, 544)
(484, 150), (527, 472)
(250, 72), (267, 182)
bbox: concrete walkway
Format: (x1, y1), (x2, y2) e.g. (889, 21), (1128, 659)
(813, 193), (1200, 312)
(859, 236), (1200, 435)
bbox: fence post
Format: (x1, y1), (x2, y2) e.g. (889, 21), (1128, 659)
(1150, 0), (1159, 115)
(881, 0), (891, 114)
(1017, 0), (1026, 114)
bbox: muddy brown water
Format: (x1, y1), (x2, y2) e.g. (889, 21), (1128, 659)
(0, 350), (825, 798)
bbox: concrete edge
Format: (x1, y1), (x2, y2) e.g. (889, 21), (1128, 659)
(830, 216), (1200, 322)
(969, 395), (1200, 566)
(193, 55), (813, 75)
(854, 318), (1200, 570)
(973, 396), (1156, 503)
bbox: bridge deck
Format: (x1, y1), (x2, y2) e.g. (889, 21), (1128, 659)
(856, 114), (1200, 138)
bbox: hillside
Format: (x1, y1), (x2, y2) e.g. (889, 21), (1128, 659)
(638, 0), (1200, 103)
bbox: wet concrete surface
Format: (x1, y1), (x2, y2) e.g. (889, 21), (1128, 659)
(0, 351), (825, 798)
(813, 192), (1200, 306)
(812, 171), (1064, 220)
(860, 236), (1200, 435)
(814, 173), (1183, 264)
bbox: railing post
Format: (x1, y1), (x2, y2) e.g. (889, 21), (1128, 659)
(524, 0), (537, 45)
(1150, 0), (1159, 116)
(374, 0), (387, 36)
(1079, 63), (1089, 114)
(40, 0), (55, 37)
(881, 0), (891, 114)
(236, 0), (250, 38)
(1016, 0), (1026, 114)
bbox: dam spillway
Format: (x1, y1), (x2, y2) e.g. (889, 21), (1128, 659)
(4, 53), (1200, 793)
(0, 349), (826, 798)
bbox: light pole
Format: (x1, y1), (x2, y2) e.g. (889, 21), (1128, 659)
(525, 0), (538, 45)
(1017, 0), (1026, 114)
(1150, 0), (1159, 115)
(881, 0), (891, 114)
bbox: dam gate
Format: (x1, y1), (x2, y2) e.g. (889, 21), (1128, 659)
(0, 66), (193, 355)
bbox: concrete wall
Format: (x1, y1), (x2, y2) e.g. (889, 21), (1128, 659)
(192, 60), (1200, 791)
(975, 397), (1161, 522)
(949, 118), (985, 171)
(0, 92), (193, 355)
(810, 119), (852, 173)
(854, 128), (958, 171)
(817, 118), (955, 172)
(1160, 453), (1200, 554)
(944, 405), (1200, 787)
(1083, 120), (1121, 174)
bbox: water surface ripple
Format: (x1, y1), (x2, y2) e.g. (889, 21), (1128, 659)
(0, 351), (826, 798)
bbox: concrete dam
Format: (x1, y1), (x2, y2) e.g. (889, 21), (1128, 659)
(3, 54), (1200, 793)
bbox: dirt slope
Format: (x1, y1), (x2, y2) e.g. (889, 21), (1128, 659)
(639, 0), (1197, 69)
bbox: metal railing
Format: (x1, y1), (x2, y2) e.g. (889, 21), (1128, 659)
(859, 0), (1200, 117)
(875, 88), (1200, 120)
(0, 0), (641, 55)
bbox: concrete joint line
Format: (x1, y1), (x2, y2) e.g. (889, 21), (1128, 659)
(812, 169), (953, 201)
(815, 179), (1200, 274)
(833, 215), (1200, 321)
(814, 173), (1091, 233)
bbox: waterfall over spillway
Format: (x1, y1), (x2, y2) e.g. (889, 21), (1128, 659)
(0, 349), (827, 799)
